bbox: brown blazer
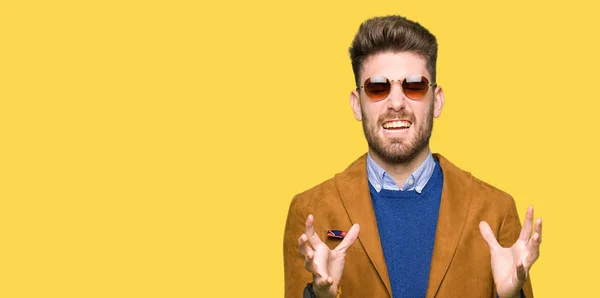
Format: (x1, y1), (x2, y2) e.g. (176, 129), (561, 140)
(283, 154), (533, 297)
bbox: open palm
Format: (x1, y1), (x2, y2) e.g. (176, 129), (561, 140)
(479, 206), (542, 298)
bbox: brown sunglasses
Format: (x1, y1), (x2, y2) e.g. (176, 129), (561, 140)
(359, 75), (437, 101)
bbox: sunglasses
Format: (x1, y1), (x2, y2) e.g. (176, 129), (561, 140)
(359, 75), (437, 101)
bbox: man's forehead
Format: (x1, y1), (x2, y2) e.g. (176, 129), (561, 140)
(361, 51), (429, 78)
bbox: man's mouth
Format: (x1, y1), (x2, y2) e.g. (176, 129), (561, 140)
(382, 120), (412, 130)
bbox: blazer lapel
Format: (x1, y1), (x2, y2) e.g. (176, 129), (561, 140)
(334, 154), (392, 297)
(426, 154), (474, 297)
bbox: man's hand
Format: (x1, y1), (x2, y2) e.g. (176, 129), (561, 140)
(297, 214), (360, 298)
(479, 206), (542, 298)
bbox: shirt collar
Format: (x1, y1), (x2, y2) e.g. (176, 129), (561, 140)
(366, 151), (436, 194)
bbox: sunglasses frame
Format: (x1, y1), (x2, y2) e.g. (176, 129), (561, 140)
(358, 76), (437, 101)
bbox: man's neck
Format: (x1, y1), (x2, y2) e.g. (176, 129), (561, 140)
(369, 148), (431, 187)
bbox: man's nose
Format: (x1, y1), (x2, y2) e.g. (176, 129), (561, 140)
(386, 83), (406, 111)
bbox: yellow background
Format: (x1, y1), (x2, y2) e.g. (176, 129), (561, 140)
(1, 0), (598, 297)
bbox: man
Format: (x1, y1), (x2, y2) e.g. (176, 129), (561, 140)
(283, 15), (542, 298)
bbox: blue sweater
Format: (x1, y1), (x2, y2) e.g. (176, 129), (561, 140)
(369, 160), (443, 298)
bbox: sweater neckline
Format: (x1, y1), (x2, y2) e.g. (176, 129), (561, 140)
(369, 160), (443, 199)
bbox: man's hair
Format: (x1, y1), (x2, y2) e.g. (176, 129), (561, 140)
(349, 15), (438, 87)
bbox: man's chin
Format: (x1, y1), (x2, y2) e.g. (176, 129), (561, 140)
(369, 138), (432, 164)
(380, 153), (415, 164)
(371, 145), (414, 162)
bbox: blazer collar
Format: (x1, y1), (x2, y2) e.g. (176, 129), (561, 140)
(426, 154), (473, 297)
(334, 154), (392, 296)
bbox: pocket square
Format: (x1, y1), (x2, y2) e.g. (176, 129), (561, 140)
(327, 229), (347, 239)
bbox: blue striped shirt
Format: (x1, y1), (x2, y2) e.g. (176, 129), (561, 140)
(367, 151), (436, 193)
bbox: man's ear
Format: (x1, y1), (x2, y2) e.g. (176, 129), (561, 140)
(433, 86), (445, 118)
(350, 90), (362, 121)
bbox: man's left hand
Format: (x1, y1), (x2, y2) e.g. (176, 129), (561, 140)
(479, 206), (542, 298)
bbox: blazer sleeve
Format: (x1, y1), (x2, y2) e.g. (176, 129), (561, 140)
(496, 197), (534, 298)
(283, 195), (313, 298)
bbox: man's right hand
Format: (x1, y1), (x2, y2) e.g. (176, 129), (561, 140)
(297, 214), (360, 298)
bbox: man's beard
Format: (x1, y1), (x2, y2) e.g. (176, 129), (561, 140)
(361, 102), (434, 164)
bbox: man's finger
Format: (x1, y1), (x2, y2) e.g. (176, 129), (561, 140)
(530, 230), (541, 249)
(304, 253), (321, 276)
(298, 233), (313, 257)
(516, 260), (527, 282)
(519, 206), (534, 242)
(335, 223), (360, 252)
(525, 217), (542, 266)
(313, 274), (333, 290)
(305, 214), (323, 247)
(534, 217), (542, 244)
(479, 221), (501, 251)
(300, 238), (327, 278)
(525, 232), (541, 266)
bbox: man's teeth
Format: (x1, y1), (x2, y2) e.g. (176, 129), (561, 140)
(383, 121), (411, 129)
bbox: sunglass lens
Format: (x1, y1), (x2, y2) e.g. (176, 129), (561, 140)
(365, 78), (390, 101)
(402, 76), (429, 99)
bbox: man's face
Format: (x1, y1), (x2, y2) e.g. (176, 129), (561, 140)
(350, 51), (444, 164)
